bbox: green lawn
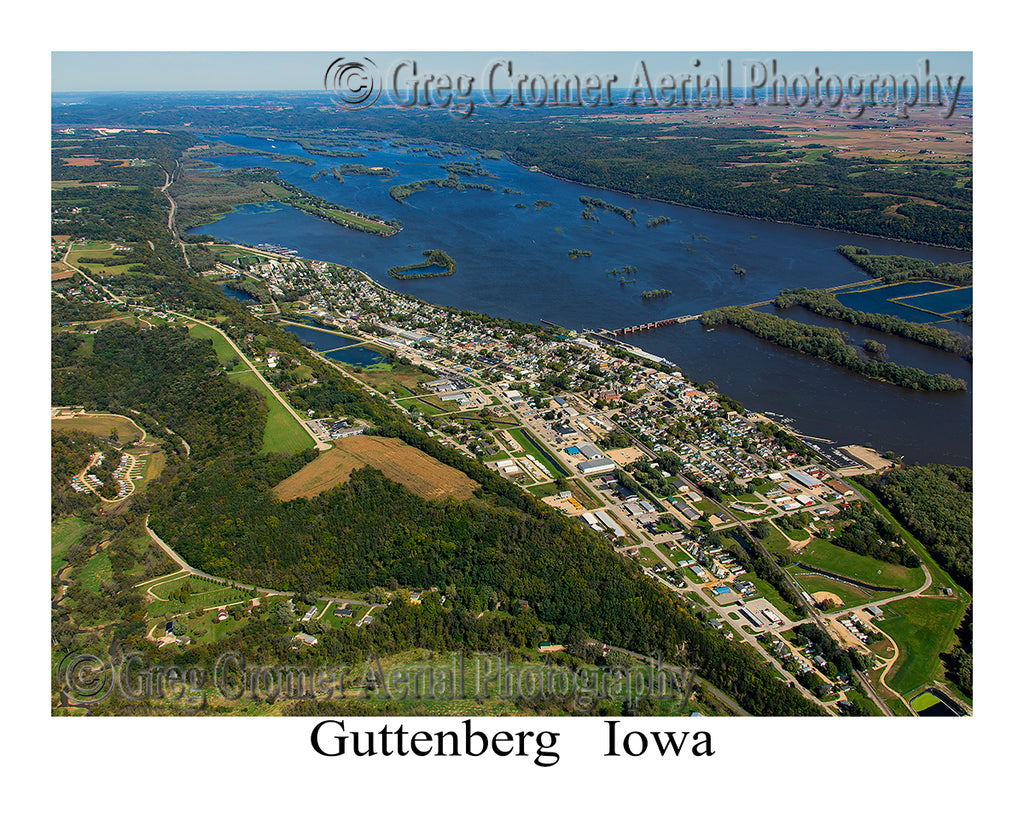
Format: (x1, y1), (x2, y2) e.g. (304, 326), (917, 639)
(229, 369), (314, 454)
(77, 550), (112, 594)
(51, 516), (89, 575)
(874, 595), (968, 696)
(756, 520), (796, 558)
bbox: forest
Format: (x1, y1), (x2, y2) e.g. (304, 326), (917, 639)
(858, 465), (972, 588)
(830, 503), (921, 568)
(51, 322), (266, 461)
(149, 459), (821, 716)
(837, 246), (973, 284)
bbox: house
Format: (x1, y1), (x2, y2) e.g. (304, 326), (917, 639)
(293, 632), (318, 647)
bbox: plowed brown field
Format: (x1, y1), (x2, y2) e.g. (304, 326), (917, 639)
(273, 435), (479, 502)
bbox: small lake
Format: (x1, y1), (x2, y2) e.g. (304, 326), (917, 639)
(274, 322), (388, 367)
(837, 282), (972, 324)
(324, 344), (388, 367)
(220, 283), (258, 303)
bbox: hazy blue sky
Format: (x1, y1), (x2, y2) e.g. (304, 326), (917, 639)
(51, 52), (972, 93)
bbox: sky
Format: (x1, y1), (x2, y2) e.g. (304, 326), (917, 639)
(51, 51), (973, 93)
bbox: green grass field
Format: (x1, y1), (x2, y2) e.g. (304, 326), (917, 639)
(789, 572), (875, 606)
(229, 369), (314, 454)
(144, 574), (253, 619)
(51, 516), (89, 575)
(187, 322), (247, 371)
(507, 428), (569, 477)
(874, 595), (968, 696)
(396, 396), (457, 416)
(795, 538), (924, 591)
(77, 550), (112, 594)
(759, 520), (793, 555)
(910, 691), (941, 712)
(66, 245), (143, 279)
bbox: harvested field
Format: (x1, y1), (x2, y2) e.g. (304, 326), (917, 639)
(273, 435), (479, 502)
(62, 155), (101, 166)
(51, 411), (146, 442)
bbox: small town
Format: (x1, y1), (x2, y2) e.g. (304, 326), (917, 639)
(53, 234), (964, 717)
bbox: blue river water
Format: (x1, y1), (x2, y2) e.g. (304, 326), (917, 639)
(195, 134), (972, 466)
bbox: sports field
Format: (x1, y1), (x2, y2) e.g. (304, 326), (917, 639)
(272, 435), (478, 502)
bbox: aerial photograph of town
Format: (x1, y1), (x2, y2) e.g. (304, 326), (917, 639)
(32, 13), (1009, 814)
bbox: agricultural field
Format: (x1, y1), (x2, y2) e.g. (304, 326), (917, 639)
(272, 434), (479, 503)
